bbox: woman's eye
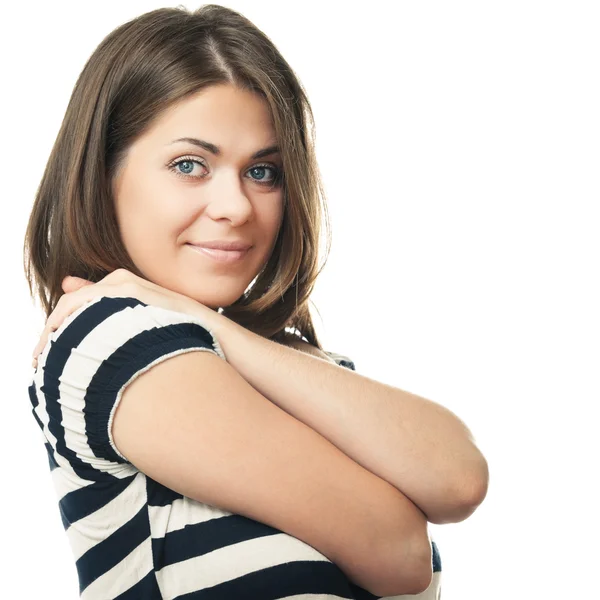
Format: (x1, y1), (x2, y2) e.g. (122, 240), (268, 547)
(170, 158), (205, 177)
(246, 165), (281, 186)
(168, 157), (281, 187)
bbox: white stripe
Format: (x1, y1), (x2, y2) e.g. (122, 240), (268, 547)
(50, 464), (95, 501)
(148, 495), (234, 535)
(155, 531), (332, 596)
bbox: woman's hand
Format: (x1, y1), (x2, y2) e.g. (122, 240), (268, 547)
(31, 269), (218, 369)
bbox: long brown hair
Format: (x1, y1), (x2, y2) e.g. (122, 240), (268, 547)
(22, 4), (333, 349)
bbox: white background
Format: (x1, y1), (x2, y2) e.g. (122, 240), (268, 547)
(2, 1), (598, 598)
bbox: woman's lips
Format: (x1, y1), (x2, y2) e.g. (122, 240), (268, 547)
(186, 244), (251, 263)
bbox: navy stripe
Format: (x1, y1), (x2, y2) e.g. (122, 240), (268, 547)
(42, 297), (143, 485)
(432, 539), (442, 572)
(28, 380), (39, 410)
(152, 513), (280, 569)
(347, 579), (380, 600)
(146, 476), (184, 506)
(44, 442), (59, 472)
(76, 503), (150, 593)
(58, 473), (138, 530)
(338, 359), (356, 371)
(28, 381), (45, 433)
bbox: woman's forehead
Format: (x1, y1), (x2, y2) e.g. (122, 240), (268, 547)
(136, 86), (277, 150)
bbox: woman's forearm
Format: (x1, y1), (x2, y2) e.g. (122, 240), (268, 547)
(208, 313), (489, 525)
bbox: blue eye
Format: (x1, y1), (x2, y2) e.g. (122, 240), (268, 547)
(167, 156), (282, 187)
(248, 165), (279, 184)
(176, 160), (197, 175)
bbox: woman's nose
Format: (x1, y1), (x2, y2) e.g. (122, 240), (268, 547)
(203, 175), (254, 224)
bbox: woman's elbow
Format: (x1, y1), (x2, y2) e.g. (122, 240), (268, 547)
(460, 456), (490, 513)
(405, 545), (434, 596)
(441, 457), (490, 524)
(376, 532), (433, 597)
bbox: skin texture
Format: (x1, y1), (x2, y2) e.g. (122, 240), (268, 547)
(111, 83), (285, 311)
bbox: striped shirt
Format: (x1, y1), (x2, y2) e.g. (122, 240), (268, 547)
(28, 295), (441, 599)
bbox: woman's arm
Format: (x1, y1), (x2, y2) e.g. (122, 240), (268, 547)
(280, 335), (340, 363)
(208, 315), (489, 526)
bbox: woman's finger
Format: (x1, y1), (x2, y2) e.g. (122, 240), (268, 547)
(32, 322), (58, 369)
(31, 293), (74, 364)
(32, 275), (119, 365)
(32, 319), (59, 358)
(62, 276), (94, 293)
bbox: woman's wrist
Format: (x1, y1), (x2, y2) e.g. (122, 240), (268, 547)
(281, 337), (338, 363)
(181, 299), (230, 343)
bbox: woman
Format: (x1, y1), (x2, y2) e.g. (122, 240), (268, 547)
(24, 5), (487, 598)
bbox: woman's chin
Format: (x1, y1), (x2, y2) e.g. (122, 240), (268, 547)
(187, 290), (245, 311)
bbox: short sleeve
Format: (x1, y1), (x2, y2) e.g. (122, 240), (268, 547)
(32, 295), (225, 481)
(322, 350), (356, 371)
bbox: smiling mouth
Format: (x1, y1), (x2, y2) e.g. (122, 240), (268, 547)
(186, 244), (252, 264)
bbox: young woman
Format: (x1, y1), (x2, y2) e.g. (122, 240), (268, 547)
(24, 5), (487, 599)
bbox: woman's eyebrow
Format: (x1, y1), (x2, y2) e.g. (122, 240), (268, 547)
(169, 137), (280, 159)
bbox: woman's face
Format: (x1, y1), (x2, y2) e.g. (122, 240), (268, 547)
(112, 83), (285, 310)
